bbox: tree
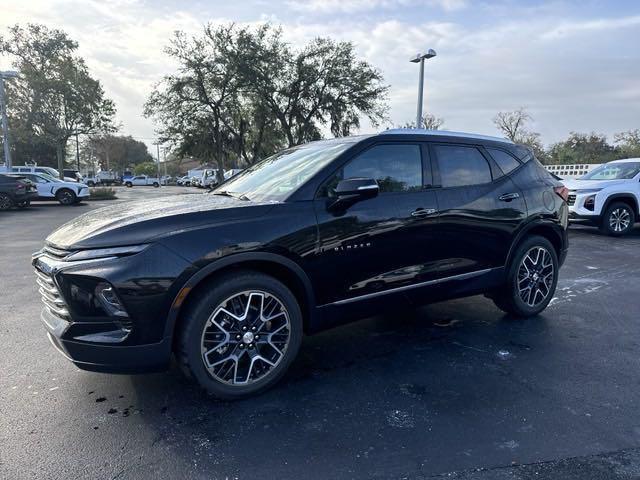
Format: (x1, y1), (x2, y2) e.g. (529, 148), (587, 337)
(145, 23), (389, 179)
(493, 108), (547, 162)
(614, 129), (640, 158)
(85, 134), (153, 173)
(400, 113), (445, 130)
(133, 161), (158, 176)
(0, 24), (116, 177)
(548, 132), (619, 165)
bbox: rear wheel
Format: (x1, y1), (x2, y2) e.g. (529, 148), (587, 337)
(17, 200), (30, 208)
(125, 182), (132, 188)
(87, 181), (95, 187)
(492, 235), (558, 317)
(177, 271), (303, 400)
(600, 202), (635, 236)
(56, 188), (76, 206)
(153, 182), (159, 188)
(0, 193), (13, 211)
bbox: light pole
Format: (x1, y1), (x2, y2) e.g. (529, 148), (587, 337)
(0, 70), (19, 169)
(410, 49), (436, 129)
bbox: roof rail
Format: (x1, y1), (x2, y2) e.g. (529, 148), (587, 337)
(380, 128), (513, 144)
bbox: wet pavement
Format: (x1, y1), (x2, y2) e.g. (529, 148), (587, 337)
(1, 188), (640, 479)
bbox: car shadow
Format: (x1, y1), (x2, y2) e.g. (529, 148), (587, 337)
(110, 296), (558, 477)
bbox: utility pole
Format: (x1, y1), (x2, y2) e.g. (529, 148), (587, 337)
(75, 133), (80, 171)
(162, 147), (167, 177)
(0, 71), (19, 169)
(156, 143), (161, 182)
(409, 50), (437, 129)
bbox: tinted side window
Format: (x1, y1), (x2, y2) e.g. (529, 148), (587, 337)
(487, 148), (521, 174)
(435, 145), (492, 188)
(330, 144), (423, 195)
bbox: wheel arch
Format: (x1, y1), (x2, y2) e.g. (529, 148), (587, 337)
(506, 220), (565, 269)
(165, 252), (317, 342)
(602, 194), (639, 217)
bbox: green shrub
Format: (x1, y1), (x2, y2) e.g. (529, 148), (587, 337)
(89, 187), (117, 200)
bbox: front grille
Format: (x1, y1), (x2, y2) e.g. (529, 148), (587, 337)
(567, 193), (576, 206)
(35, 268), (70, 322)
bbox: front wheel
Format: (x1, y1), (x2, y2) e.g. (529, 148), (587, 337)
(153, 182), (159, 188)
(125, 182), (132, 188)
(56, 189), (76, 206)
(0, 193), (13, 211)
(600, 202), (635, 236)
(492, 235), (558, 317)
(177, 271), (303, 400)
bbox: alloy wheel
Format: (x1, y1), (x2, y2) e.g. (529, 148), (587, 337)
(0, 194), (12, 210)
(200, 290), (291, 385)
(609, 208), (631, 233)
(517, 246), (554, 307)
(58, 190), (74, 205)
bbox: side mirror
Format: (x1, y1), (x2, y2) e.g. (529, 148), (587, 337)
(328, 177), (379, 212)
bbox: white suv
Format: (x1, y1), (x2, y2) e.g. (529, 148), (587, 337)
(7, 172), (90, 205)
(563, 158), (640, 236)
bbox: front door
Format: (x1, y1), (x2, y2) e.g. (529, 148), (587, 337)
(311, 142), (439, 307)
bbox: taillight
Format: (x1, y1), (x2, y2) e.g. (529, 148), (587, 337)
(554, 186), (569, 202)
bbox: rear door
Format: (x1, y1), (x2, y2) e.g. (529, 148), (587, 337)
(430, 142), (527, 277)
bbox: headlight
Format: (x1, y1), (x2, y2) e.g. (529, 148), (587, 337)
(576, 188), (603, 194)
(65, 244), (149, 262)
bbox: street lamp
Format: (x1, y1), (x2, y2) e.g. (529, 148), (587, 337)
(0, 70), (19, 169)
(410, 49), (436, 129)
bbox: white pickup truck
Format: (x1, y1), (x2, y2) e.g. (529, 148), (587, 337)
(564, 158), (640, 236)
(124, 175), (160, 188)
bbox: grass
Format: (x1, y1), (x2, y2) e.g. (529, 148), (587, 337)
(89, 187), (118, 200)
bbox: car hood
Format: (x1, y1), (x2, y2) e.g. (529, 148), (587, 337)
(47, 193), (277, 250)
(562, 179), (629, 190)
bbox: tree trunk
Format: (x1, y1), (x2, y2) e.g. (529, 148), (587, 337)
(56, 141), (66, 180)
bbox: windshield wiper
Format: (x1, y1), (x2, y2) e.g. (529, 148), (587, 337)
(211, 190), (251, 201)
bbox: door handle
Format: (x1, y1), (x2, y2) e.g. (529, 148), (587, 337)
(411, 207), (438, 218)
(499, 193), (520, 202)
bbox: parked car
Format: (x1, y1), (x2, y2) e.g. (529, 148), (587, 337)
(63, 169), (83, 182)
(8, 172), (89, 205)
(33, 129), (568, 399)
(563, 158), (640, 236)
(0, 165), (77, 182)
(124, 175), (160, 187)
(85, 171), (119, 187)
(200, 169), (218, 189)
(190, 176), (201, 187)
(0, 173), (38, 210)
(177, 175), (191, 186)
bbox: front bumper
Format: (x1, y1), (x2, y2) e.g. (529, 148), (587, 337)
(33, 243), (192, 373)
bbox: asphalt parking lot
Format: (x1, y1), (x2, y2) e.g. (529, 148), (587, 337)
(1, 187), (640, 480)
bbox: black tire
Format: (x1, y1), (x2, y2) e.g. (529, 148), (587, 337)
(56, 188), (76, 206)
(87, 181), (95, 187)
(185, 182), (191, 187)
(153, 182), (159, 188)
(600, 202), (635, 237)
(177, 271), (303, 400)
(125, 182), (132, 188)
(17, 200), (30, 208)
(0, 193), (13, 211)
(492, 235), (559, 317)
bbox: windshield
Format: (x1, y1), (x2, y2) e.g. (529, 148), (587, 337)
(213, 140), (356, 201)
(581, 162), (640, 180)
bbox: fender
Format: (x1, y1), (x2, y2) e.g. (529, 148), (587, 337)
(163, 251), (317, 339)
(601, 193), (639, 216)
(505, 217), (566, 268)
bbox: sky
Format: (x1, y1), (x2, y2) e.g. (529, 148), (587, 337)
(2, 0), (640, 155)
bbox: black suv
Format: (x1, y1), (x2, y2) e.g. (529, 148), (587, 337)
(33, 130), (568, 399)
(0, 173), (38, 210)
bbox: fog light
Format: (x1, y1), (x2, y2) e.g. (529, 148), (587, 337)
(95, 282), (129, 318)
(584, 195), (595, 211)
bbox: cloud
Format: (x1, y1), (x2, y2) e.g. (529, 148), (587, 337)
(285, 0), (466, 13)
(1, 0), (639, 150)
